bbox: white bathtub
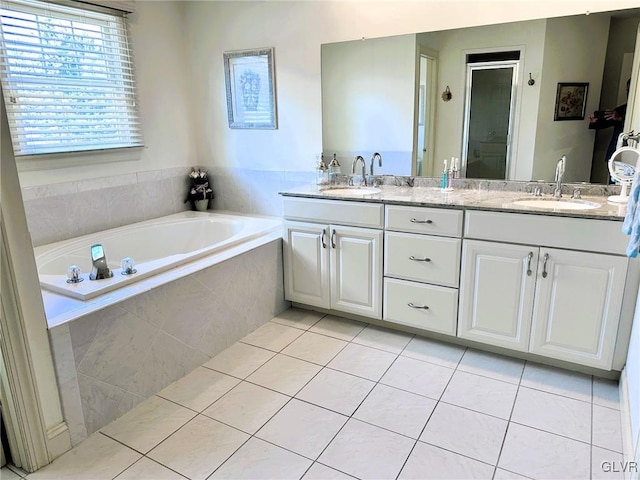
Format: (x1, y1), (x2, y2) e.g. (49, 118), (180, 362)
(35, 211), (282, 301)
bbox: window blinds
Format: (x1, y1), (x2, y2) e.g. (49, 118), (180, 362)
(0, 0), (142, 156)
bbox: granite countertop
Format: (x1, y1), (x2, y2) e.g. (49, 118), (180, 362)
(280, 183), (629, 221)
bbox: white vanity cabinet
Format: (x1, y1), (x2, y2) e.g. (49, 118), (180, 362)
(382, 205), (463, 335)
(282, 197), (384, 319)
(460, 211), (630, 369)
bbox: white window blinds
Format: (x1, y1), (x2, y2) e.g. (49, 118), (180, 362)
(0, 0), (142, 156)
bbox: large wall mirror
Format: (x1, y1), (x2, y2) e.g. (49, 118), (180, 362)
(321, 8), (640, 184)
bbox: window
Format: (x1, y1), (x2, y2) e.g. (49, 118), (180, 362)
(0, 0), (142, 156)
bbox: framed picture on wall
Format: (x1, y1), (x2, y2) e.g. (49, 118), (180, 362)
(223, 47), (278, 129)
(554, 82), (589, 121)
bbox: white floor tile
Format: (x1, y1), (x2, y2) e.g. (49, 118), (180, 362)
(592, 446), (625, 479)
(296, 368), (375, 415)
(593, 404), (623, 452)
(593, 377), (620, 410)
(281, 331), (348, 365)
(327, 343), (396, 381)
(511, 386), (591, 442)
(270, 308), (324, 330)
(308, 315), (367, 341)
(398, 441), (494, 479)
(157, 367), (240, 412)
(520, 362), (592, 402)
(100, 396), (196, 454)
(147, 415), (249, 480)
(0, 467), (22, 480)
(303, 463), (355, 479)
(457, 349), (524, 384)
(318, 419), (414, 480)
(352, 325), (413, 354)
(401, 336), (466, 369)
(492, 468), (531, 479)
(441, 371), (518, 420)
(114, 457), (185, 479)
(420, 402), (507, 465)
(498, 423), (591, 480)
(240, 322), (304, 352)
(255, 399), (348, 459)
(353, 383), (436, 439)
(246, 354), (322, 396)
(203, 381), (289, 434)
(380, 356), (453, 399)
(203, 342), (274, 379)
(26, 433), (141, 480)
(209, 437), (311, 480)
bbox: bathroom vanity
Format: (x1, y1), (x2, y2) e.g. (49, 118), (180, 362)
(281, 185), (637, 373)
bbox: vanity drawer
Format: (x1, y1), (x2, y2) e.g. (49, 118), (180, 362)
(383, 278), (457, 335)
(283, 197), (384, 228)
(384, 232), (461, 287)
(385, 205), (463, 237)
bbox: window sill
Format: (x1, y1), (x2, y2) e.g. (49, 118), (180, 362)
(16, 146), (145, 172)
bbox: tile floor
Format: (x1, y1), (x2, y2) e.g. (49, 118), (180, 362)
(6, 308), (626, 480)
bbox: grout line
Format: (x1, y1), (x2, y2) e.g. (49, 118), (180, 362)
(492, 357), (526, 479)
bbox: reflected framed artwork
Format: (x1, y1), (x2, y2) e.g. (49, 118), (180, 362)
(554, 82), (588, 121)
(223, 47), (277, 129)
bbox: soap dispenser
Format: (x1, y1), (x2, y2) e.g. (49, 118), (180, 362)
(328, 153), (341, 184)
(316, 155), (329, 186)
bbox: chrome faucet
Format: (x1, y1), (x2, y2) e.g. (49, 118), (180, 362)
(553, 155), (566, 199)
(89, 244), (113, 280)
(352, 155), (367, 186)
(370, 152), (382, 176)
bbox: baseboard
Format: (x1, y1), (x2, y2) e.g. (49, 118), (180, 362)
(619, 368), (640, 480)
(46, 421), (71, 462)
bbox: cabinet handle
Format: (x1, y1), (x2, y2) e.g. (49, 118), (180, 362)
(331, 229), (336, 249)
(526, 251), (533, 276)
(321, 229), (327, 249)
(410, 218), (433, 224)
(408, 302), (429, 310)
(409, 255), (431, 262)
(542, 253), (549, 278)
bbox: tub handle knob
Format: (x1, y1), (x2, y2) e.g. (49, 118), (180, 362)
(121, 257), (137, 275)
(66, 265), (84, 284)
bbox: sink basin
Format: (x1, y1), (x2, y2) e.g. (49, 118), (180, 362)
(322, 187), (381, 196)
(511, 198), (601, 211)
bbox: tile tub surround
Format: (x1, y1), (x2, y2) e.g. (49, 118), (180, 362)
(32, 309), (625, 480)
(21, 167), (195, 247)
(47, 239), (289, 445)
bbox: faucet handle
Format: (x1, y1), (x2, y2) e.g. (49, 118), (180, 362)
(572, 188), (581, 199)
(532, 186), (542, 196)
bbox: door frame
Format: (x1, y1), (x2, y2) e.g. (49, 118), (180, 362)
(461, 58), (520, 180)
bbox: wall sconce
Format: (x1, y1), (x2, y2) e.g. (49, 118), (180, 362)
(441, 85), (452, 102)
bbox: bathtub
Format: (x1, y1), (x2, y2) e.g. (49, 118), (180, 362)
(35, 211), (282, 301)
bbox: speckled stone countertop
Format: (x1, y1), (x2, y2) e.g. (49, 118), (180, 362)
(280, 179), (628, 221)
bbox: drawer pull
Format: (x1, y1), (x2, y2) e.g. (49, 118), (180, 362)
(331, 229), (336, 249)
(542, 253), (549, 278)
(410, 218), (433, 224)
(409, 255), (431, 262)
(526, 251), (533, 276)
(321, 229), (327, 249)
(408, 302), (429, 310)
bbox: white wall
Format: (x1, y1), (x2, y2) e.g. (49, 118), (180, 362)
(532, 14), (610, 182)
(17, 1), (197, 188)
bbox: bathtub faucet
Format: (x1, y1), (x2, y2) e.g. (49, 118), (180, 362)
(89, 244), (113, 280)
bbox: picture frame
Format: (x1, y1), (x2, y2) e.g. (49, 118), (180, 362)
(223, 47), (277, 129)
(554, 82), (588, 121)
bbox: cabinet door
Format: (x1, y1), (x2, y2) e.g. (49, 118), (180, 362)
(458, 240), (537, 351)
(330, 225), (383, 319)
(530, 248), (628, 369)
(283, 221), (330, 308)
